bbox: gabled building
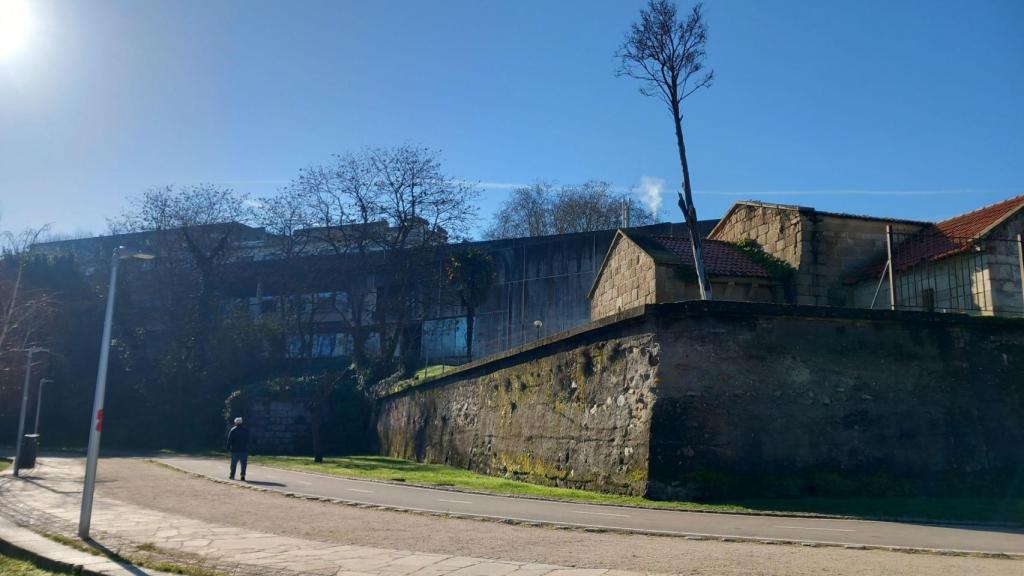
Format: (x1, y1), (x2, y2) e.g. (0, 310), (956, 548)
(709, 201), (928, 307)
(588, 230), (779, 321)
(708, 195), (1024, 317)
(848, 194), (1024, 315)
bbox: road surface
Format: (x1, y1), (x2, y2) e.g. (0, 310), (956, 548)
(157, 456), (1024, 556)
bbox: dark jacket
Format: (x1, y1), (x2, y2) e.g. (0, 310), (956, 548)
(227, 425), (249, 453)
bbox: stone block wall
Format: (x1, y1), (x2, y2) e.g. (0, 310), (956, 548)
(244, 399), (314, 454)
(648, 305), (1024, 498)
(590, 236), (657, 322)
(711, 202), (928, 307)
(807, 215), (925, 307)
(985, 212), (1024, 315)
(377, 302), (1024, 499)
(377, 326), (659, 495)
(711, 203), (806, 270)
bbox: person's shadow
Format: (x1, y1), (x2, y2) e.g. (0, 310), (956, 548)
(242, 480), (286, 487)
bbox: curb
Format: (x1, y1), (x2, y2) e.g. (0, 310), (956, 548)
(0, 523), (175, 576)
(153, 459), (1024, 561)
(0, 535), (86, 575)
(243, 459), (1024, 530)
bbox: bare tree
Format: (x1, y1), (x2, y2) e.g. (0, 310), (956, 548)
(0, 225), (55, 359)
(551, 181), (653, 234)
(274, 145), (478, 380)
(618, 0), (714, 300)
(445, 249), (495, 362)
(485, 183), (554, 239)
(485, 181), (653, 239)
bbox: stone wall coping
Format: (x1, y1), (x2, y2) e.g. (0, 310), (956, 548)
(375, 300), (1024, 400)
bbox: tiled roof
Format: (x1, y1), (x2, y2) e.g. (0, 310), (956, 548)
(645, 235), (771, 278)
(854, 194), (1024, 281)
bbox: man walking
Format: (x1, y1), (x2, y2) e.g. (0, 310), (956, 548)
(227, 416), (249, 481)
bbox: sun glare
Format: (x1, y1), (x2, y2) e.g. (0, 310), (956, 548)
(0, 0), (32, 60)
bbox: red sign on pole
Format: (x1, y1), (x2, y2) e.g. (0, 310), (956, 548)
(96, 409), (104, 432)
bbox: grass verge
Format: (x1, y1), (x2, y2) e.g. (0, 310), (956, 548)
(411, 364), (458, 381)
(40, 532), (224, 576)
(0, 553), (69, 575)
(0, 457), (11, 473)
(250, 454), (1023, 525)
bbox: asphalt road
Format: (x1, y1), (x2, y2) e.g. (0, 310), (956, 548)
(156, 456), (1024, 555)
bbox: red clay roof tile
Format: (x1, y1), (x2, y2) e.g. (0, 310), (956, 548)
(649, 235), (771, 278)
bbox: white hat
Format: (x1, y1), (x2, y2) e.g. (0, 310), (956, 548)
(234, 417), (243, 424)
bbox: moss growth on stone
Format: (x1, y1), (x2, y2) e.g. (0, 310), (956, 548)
(733, 238), (796, 280)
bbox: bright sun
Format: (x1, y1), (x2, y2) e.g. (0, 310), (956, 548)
(0, 0), (32, 60)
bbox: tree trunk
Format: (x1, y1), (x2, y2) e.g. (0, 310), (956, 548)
(311, 405), (323, 463)
(465, 305), (475, 362)
(671, 98), (713, 301)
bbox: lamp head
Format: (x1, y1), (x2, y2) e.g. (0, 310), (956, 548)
(117, 246), (155, 260)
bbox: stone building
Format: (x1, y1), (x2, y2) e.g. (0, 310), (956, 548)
(709, 196), (1024, 317)
(709, 201), (928, 307)
(848, 194), (1024, 315)
(588, 230), (778, 321)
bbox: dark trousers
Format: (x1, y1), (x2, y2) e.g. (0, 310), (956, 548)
(230, 452), (248, 478)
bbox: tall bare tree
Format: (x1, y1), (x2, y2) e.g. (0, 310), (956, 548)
(485, 181), (653, 239)
(618, 0), (714, 300)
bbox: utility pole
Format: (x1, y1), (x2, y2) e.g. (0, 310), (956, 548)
(79, 246), (154, 539)
(886, 226), (897, 311)
(34, 378), (53, 435)
(14, 347), (47, 477)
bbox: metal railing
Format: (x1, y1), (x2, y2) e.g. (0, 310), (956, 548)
(867, 227), (1024, 316)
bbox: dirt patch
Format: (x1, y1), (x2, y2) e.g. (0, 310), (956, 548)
(97, 458), (1020, 575)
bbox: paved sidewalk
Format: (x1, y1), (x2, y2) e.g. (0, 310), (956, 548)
(0, 514), (178, 576)
(0, 458), (647, 576)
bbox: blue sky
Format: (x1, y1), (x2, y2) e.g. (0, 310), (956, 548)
(1, 0), (1022, 238)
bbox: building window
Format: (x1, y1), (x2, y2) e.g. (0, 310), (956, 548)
(259, 298), (278, 314)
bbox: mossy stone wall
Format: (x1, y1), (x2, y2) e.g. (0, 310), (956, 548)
(377, 302), (1024, 499)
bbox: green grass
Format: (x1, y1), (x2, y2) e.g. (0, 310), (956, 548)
(0, 554), (68, 575)
(0, 457), (11, 472)
(411, 365), (458, 381)
(250, 454), (1024, 525)
(39, 532), (225, 576)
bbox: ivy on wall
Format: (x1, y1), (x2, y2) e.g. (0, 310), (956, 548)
(734, 239), (796, 280)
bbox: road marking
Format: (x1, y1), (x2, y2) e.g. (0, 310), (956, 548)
(775, 525), (856, 532)
(571, 510), (630, 518)
(437, 499), (473, 504)
(348, 488), (374, 494)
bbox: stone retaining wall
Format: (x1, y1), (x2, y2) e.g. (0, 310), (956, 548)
(376, 302), (1024, 498)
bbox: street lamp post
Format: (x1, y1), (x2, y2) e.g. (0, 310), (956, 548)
(13, 347), (48, 477)
(34, 378), (53, 435)
(78, 246), (153, 539)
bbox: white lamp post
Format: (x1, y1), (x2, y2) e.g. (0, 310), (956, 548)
(34, 378), (53, 435)
(13, 346), (48, 477)
(78, 246), (154, 539)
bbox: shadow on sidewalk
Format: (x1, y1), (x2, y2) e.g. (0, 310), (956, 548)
(81, 539), (152, 576)
(241, 479), (286, 487)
